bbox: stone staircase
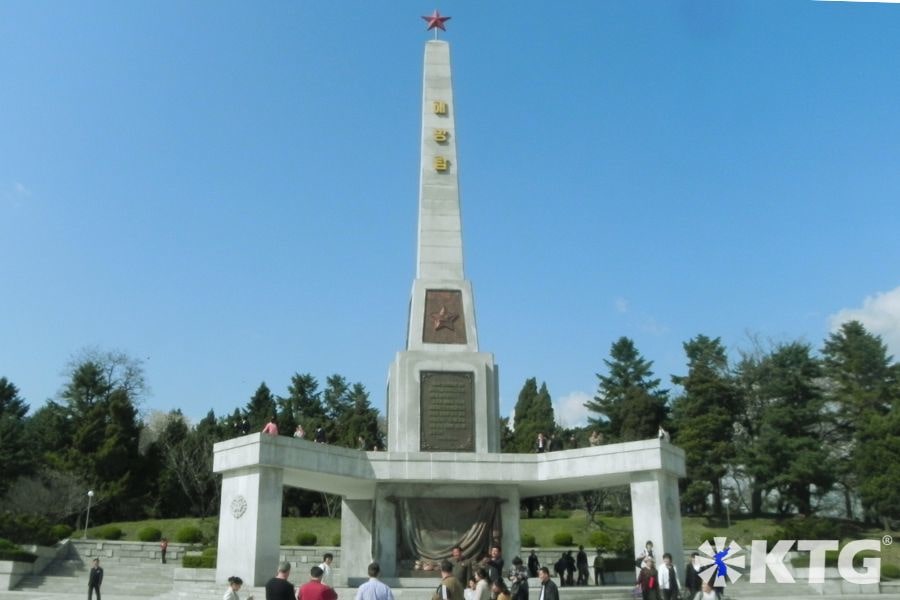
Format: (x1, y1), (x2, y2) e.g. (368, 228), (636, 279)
(14, 556), (177, 598)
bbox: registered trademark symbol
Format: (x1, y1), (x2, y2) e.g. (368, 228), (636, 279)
(883, 535), (893, 546)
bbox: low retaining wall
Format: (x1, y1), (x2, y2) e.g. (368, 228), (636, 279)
(68, 538), (185, 563)
(0, 541), (68, 590)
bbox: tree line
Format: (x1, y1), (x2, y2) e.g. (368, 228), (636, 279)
(505, 321), (899, 528)
(0, 320), (897, 529)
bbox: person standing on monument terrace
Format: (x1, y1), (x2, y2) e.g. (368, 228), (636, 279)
(433, 560), (465, 600)
(318, 553), (334, 587)
(534, 433), (546, 453)
(355, 562), (394, 600)
(87, 558), (103, 600)
(262, 416), (279, 436)
(294, 425), (305, 439)
(537, 568), (559, 600)
(450, 545), (471, 584)
(684, 552), (703, 597)
(315, 425), (326, 443)
(657, 553), (679, 600)
(266, 561), (295, 600)
(298, 566), (337, 600)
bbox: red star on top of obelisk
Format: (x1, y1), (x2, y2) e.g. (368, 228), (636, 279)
(422, 9), (451, 34)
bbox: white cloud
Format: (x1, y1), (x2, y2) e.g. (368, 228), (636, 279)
(554, 390), (593, 428)
(829, 286), (900, 356)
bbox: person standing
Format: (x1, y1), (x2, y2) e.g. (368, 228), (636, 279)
(636, 558), (660, 600)
(684, 552), (703, 598)
(473, 568), (491, 600)
(355, 563), (394, 600)
(433, 561), (465, 600)
(486, 545), (504, 584)
(527, 550), (540, 578)
(658, 553), (679, 600)
(224, 575), (254, 600)
(318, 553), (334, 588)
(160, 537), (169, 564)
(87, 558), (103, 600)
(575, 546), (588, 586)
(592, 547), (605, 585)
(266, 561), (295, 600)
(508, 556), (529, 600)
(537, 567), (559, 600)
(298, 566), (337, 600)
(535, 433), (547, 453)
(450, 546), (471, 585)
(262, 416), (279, 436)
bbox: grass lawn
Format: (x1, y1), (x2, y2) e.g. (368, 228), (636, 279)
(90, 512), (898, 574)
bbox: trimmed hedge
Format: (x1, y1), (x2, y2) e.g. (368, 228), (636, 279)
(296, 532), (317, 546)
(0, 511), (55, 546)
(96, 525), (123, 540)
(138, 527), (162, 542)
(0, 538), (37, 563)
(882, 564), (900, 580)
(50, 524), (74, 541)
(175, 526), (203, 544)
(183, 554), (216, 568)
(551, 532), (573, 546)
(202, 547), (218, 557)
(588, 531), (611, 548)
(520, 533), (537, 547)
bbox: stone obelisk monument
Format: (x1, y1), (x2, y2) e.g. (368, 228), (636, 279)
(386, 37), (499, 455)
(213, 16), (685, 587)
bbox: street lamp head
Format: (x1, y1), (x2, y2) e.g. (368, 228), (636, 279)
(87, 490), (94, 497)
(723, 498), (730, 506)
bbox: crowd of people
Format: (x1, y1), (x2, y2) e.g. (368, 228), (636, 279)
(633, 540), (723, 600)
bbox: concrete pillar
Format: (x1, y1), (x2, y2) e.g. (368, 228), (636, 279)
(629, 470), (684, 562)
(216, 466), (284, 586)
(500, 488), (521, 562)
(373, 491), (398, 577)
(340, 499), (374, 584)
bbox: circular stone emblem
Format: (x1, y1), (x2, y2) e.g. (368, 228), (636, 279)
(230, 495), (248, 519)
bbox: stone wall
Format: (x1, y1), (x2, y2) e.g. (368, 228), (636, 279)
(68, 539), (184, 563)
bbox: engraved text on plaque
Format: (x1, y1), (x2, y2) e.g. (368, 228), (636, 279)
(420, 371), (474, 451)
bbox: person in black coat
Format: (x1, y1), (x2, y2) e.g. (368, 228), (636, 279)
(527, 551), (540, 578)
(88, 558), (104, 600)
(537, 568), (559, 600)
(684, 552), (703, 597)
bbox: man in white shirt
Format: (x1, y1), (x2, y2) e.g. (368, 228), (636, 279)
(658, 552), (680, 600)
(355, 563), (394, 600)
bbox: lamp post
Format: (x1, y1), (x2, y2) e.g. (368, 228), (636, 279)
(723, 497), (731, 528)
(84, 490), (95, 539)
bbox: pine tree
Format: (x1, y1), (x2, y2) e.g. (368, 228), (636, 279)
(245, 382), (277, 431)
(586, 337), (668, 442)
(0, 378), (33, 495)
(511, 378), (555, 453)
(671, 335), (742, 514)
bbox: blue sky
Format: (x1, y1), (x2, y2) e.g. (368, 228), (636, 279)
(2, 1), (899, 426)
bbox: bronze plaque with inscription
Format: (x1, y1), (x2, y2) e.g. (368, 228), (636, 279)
(420, 371), (475, 451)
(422, 289), (467, 345)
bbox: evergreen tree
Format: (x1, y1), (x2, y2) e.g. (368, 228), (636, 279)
(245, 382), (277, 432)
(285, 373), (325, 433)
(586, 337), (668, 442)
(738, 342), (832, 515)
(511, 378), (555, 453)
(0, 378), (33, 495)
(823, 320), (900, 523)
(671, 335), (742, 514)
(335, 382), (381, 449)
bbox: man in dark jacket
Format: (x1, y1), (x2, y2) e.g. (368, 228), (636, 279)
(575, 546), (589, 586)
(537, 567), (559, 600)
(88, 558), (103, 600)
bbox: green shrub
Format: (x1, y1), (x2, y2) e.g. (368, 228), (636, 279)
(0, 511), (55, 546)
(183, 554), (216, 568)
(588, 531), (611, 548)
(551, 532), (573, 546)
(202, 547), (218, 557)
(882, 564), (900, 580)
(607, 531), (634, 556)
(137, 527), (162, 542)
(296, 532), (317, 546)
(50, 524), (74, 541)
(96, 525), (123, 540)
(175, 526), (203, 544)
(520, 533), (537, 547)
(0, 538), (37, 563)
(332, 533), (341, 546)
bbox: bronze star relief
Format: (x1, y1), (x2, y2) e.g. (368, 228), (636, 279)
(430, 305), (459, 331)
